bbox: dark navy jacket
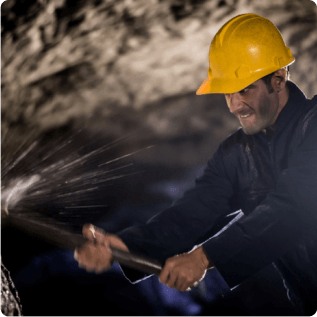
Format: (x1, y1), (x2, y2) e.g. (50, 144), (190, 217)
(118, 82), (317, 313)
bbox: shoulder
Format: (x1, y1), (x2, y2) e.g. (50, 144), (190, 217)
(304, 95), (317, 122)
(299, 95), (317, 137)
(288, 94), (317, 151)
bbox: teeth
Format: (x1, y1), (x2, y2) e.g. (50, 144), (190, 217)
(240, 114), (250, 118)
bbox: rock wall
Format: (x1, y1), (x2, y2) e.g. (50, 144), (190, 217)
(1, 0), (317, 167)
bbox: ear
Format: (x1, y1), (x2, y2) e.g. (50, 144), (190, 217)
(271, 68), (287, 92)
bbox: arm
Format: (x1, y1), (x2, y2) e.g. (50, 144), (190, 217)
(117, 143), (237, 282)
(158, 245), (214, 292)
(202, 106), (317, 288)
(75, 142), (237, 282)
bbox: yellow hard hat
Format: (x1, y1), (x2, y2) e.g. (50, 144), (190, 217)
(196, 13), (295, 95)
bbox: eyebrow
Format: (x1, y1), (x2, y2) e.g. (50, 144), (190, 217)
(239, 84), (254, 92)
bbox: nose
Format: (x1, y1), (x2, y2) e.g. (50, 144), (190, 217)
(225, 92), (243, 113)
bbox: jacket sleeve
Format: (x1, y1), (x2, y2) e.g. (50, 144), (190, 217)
(202, 105), (317, 288)
(117, 143), (237, 283)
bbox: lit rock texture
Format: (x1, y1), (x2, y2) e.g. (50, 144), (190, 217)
(1, 0), (317, 166)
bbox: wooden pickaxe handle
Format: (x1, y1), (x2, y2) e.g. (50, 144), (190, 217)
(5, 213), (163, 276)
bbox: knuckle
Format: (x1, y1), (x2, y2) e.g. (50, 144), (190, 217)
(95, 234), (104, 244)
(180, 285), (187, 292)
(98, 265), (109, 272)
(165, 259), (175, 268)
(94, 225), (103, 233)
(103, 259), (111, 268)
(165, 258), (172, 265)
(101, 245), (111, 257)
(104, 238), (111, 247)
(82, 223), (92, 234)
(187, 276), (193, 284)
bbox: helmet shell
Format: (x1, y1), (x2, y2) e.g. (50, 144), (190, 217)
(196, 14), (295, 94)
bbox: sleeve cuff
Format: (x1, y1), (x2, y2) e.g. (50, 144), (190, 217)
(116, 228), (156, 284)
(118, 264), (151, 284)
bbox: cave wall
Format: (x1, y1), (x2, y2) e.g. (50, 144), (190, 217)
(1, 0), (317, 167)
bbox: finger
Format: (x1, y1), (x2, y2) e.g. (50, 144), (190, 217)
(173, 272), (183, 290)
(94, 266), (103, 274)
(95, 261), (108, 274)
(158, 265), (170, 285)
(94, 228), (108, 244)
(78, 261), (86, 269)
(166, 272), (178, 289)
(183, 280), (199, 292)
(77, 242), (96, 264)
(85, 265), (95, 273)
(75, 245), (87, 263)
(180, 282), (192, 292)
(76, 235), (114, 272)
(175, 275), (188, 291)
(93, 225), (106, 235)
(82, 223), (95, 241)
(98, 244), (113, 266)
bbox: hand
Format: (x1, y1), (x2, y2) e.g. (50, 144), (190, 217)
(74, 223), (129, 274)
(158, 246), (211, 292)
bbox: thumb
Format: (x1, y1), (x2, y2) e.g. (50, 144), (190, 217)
(82, 223), (96, 241)
(108, 235), (129, 252)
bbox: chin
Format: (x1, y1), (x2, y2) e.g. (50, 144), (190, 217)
(241, 125), (262, 135)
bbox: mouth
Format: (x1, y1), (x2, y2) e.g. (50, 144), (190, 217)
(237, 112), (254, 121)
(240, 113), (251, 118)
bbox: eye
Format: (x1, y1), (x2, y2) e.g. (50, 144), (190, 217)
(240, 87), (250, 94)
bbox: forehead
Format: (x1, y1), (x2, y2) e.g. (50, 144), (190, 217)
(247, 79), (264, 87)
(225, 78), (267, 96)
(239, 79), (268, 92)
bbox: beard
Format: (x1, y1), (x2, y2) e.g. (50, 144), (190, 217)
(240, 96), (276, 135)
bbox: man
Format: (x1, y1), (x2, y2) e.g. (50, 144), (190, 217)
(74, 14), (317, 315)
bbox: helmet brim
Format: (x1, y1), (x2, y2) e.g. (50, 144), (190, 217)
(196, 57), (295, 95)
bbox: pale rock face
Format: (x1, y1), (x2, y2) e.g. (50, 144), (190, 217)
(1, 0), (317, 167)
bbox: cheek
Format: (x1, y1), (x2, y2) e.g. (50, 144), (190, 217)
(258, 96), (273, 119)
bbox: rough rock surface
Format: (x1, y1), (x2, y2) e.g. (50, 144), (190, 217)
(1, 0), (317, 168)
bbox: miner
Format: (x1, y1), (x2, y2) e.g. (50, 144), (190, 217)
(74, 14), (317, 315)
